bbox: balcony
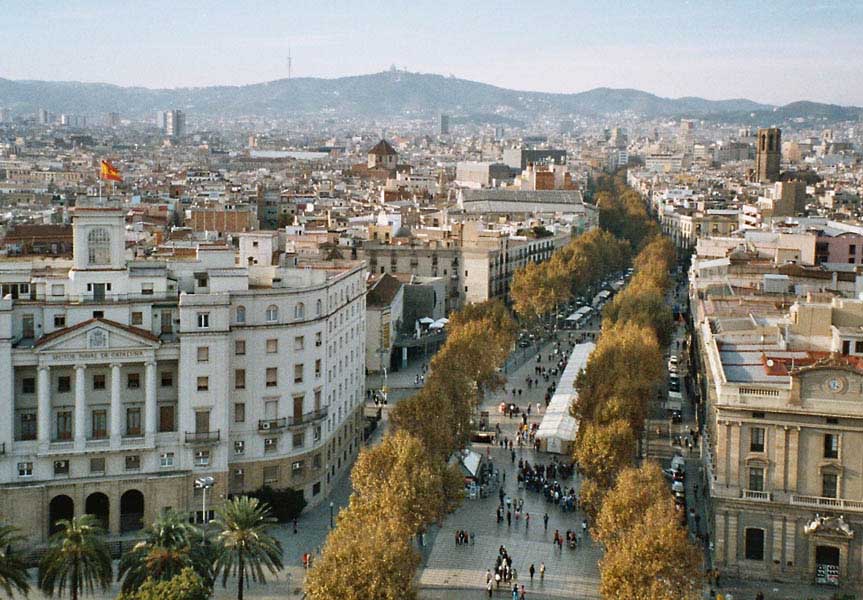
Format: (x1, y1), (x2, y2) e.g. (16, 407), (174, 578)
(288, 408), (328, 428)
(184, 430), (221, 444)
(791, 494), (863, 513)
(0, 442), (4, 455)
(741, 489), (771, 502)
(258, 418), (287, 432)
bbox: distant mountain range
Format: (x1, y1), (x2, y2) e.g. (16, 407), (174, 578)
(0, 70), (860, 124)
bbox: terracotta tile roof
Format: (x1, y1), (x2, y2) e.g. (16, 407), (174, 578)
(368, 139), (397, 156)
(34, 318), (160, 347)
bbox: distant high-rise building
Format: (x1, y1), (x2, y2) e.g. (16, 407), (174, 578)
(439, 114), (450, 135)
(0, 108), (10, 123)
(755, 127), (781, 183)
(609, 127), (628, 149)
(165, 109), (185, 138)
(37, 108), (49, 125)
(155, 110), (167, 130)
(494, 126), (505, 141)
(106, 112), (120, 127)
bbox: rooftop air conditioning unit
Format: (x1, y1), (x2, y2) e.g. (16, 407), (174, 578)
(261, 422), (271, 430)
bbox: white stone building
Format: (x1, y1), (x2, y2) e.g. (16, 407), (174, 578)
(0, 206), (366, 543)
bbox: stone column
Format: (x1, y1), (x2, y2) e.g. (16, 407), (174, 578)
(727, 512), (739, 564)
(787, 427), (800, 493)
(714, 512), (727, 565)
(728, 423), (741, 489)
(773, 426), (788, 492)
(37, 365), (51, 446)
(144, 361), (157, 442)
(110, 363), (122, 448)
(74, 364), (87, 449)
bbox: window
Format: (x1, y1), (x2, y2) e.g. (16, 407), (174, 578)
(93, 310), (104, 319)
(233, 469), (245, 489)
(195, 410), (210, 433)
(90, 458), (105, 474)
(822, 473), (838, 498)
(194, 450), (210, 467)
(54, 314), (66, 328)
(161, 371), (173, 387)
(234, 440), (245, 455)
(314, 425), (322, 442)
(266, 339), (278, 353)
(266, 368), (278, 387)
(131, 311), (143, 326)
(263, 466), (279, 485)
(197, 346), (209, 362)
(196, 312), (210, 329)
(54, 460), (69, 475)
(93, 374), (106, 390)
(87, 227), (111, 265)
(125, 455), (141, 471)
(126, 407), (142, 436)
(748, 467), (764, 492)
(293, 431), (305, 448)
(17, 462), (32, 477)
(51, 284), (65, 297)
(266, 305), (278, 322)
(316, 299), (322, 316)
(315, 359), (321, 378)
(141, 282), (154, 295)
(195, 274), (208, 288)
(265, 437), (277, 452)
(58, 376), (71, 393)
(197, 376), (209, 391)
(22, 377), (35, 394)
(856, 341), (863, 354)
(295, 303), (305, 320)
(313, 482), (321, 496)
(294, 336), (304, 351)
(235, 340), (246, 355)
(234, 402), (245, 422)
(315, 332), (322, 347)
(18, 412), (36, 440)
(127, 373), (140, 389)
(745, 528), (765, 561)
(91, 410), (107, 439)
(235, 369), (246, 390)
(313, 453), (322, 468)
(824, 433), (839, 459)
(56, 411), (72, 441)
(292, 460), (304, 472)
(160, 452), (174, 468)
(750, 427), (765, 453)
(235, 305), (246, 323)
(159, 405), (175, 432)
(294, 364), (304, 384)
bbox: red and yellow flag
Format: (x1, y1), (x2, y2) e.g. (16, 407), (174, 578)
(100, 160), (122, 182)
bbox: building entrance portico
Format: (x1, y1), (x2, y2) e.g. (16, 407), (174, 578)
(22, 319), (163, 452)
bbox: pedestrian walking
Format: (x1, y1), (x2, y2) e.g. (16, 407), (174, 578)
(543, 512), (548, 531)
(525, 512), (530, 530)
(519, 585), (526, 600)
(293, 517), (298, 534)
(539, 562), (545, 581)
(512, 584), (519, 600)
(507, 510), (512, 527)
(529, 564), (535, 581)
(487, 580), (493, 598)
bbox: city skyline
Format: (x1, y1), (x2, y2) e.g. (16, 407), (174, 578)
(2, 0), (862, 105)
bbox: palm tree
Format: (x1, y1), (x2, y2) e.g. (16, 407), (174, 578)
(0, 525), (30, 598)
(38, 515), (112, 600)
(211, 497), (283, 600)
(118, 510), (214, 593)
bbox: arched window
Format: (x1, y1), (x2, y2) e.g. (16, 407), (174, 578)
(265, 305), (278, 322)
(235, 305), (246, 324)
(87, 228), (111, 265)
(316, 299), (322, 316)
(295, 302), (305, 320)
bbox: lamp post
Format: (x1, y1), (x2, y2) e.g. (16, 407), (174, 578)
(195, 476), (215, 536)
(329, 501), (334, 529)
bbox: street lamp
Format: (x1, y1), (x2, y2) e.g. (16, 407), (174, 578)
(195, 476), (215, 528)
(329, 501), (334, 529)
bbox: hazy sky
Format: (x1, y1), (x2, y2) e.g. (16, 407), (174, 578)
(2, 0), (862, 105)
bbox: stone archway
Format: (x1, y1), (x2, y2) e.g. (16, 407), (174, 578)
(119, 489), (144, 533)
(48, 494), (74, 536)
(85, 492), (110, 532)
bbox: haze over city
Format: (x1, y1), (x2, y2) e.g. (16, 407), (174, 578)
(2, 0), (863, 105)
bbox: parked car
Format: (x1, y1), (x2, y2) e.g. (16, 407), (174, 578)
(668, 355), (679, 370)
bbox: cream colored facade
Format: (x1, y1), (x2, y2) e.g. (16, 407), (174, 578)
(698, 297), (863, 586)
(0, 207), (366, 544)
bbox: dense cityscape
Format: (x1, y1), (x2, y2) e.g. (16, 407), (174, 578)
(1, 4), (863, 600)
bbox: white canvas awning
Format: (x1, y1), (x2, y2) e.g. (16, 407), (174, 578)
(535, 342), (594, 453)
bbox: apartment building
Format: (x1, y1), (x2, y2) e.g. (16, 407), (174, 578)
(696, 295), (863, 586)
(0, 206), (366, 543)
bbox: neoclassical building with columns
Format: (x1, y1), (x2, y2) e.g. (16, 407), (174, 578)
(696, 294), (863, 588)
(0, 207), (367, 543)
